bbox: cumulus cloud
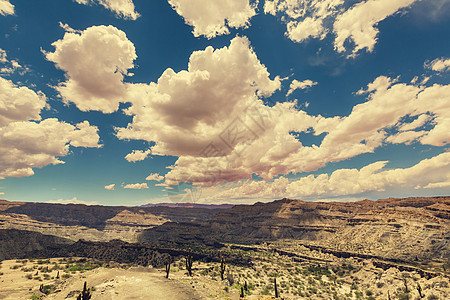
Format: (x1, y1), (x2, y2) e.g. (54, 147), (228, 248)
(264, 0), (419, 56)
(0, 76), (101, 179)
(47, 197), (99, 205)
(124, 149), (151, 162)
(162, 71), (449, 187)
(319, 76), (450, 154)
(124, 182), (149, 189)
(113, 35), (450, 188)
(425, 57), (450, 72)
(0, 118), (101, 178)
(333, 0), (417, 55)
(0, 77), (46, 126)
(264, 0), (343, 43)
(104, 183), (115, 190)
(286, 79), (318, 96)
(45, 24), (136, 113)
(196, 151), (450, 202)
(146, 173), (164, 181)
(117, 36), (282, 158)
(0, 0), (14, 16)
(74, 0), (140, 20)
(168, 0), (258, 38)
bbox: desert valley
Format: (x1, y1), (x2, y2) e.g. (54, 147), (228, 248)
(0, 196), (449, 299)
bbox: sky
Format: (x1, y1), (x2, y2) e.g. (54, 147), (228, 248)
(0, 0), (449, 206)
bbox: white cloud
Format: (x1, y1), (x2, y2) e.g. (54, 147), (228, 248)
(0, 49), (6, 62)
(399, 114), (431, 131)
(74, 0), (140, 20)
(124, 149), (151, 162)
(264, 0), (419, 56)
(45, 24), (136, 113)
(168, 0), (258, 38)
(146, 173), (164, 181)
(0, 76), (101, 179)
(117, 36), (281, 158)
(124, 182), (149, 189)
(285, 17), (327, 43)
(0, 118), (101, 179)
(319, 76), (450, 153)
(0, 48), (30, 75)
(196, 151), (450, 202)
(286, 79), (318, 96)
(162, 71), (450, 187)
(333, 0), (417, 55)
(114, 36), (450, 189)
(47, 197), (99, 205)
(425, 57), (450, 72)
(0, 77), (46, 126)
(264, 0), (343, 42)
(104, 183), (115, 190)
(0, 0), (14, 16)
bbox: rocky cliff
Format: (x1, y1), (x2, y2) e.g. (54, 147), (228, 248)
(139, 197), (450, 262)
(1, 197), (449, 263)
(0, 200), (229, 242)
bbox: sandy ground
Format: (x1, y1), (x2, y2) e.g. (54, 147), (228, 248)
(2, 249), (447, 300)
(47, 267), (199, 300)
(0, 260), (202, 300)
(0, 259), (241, 300)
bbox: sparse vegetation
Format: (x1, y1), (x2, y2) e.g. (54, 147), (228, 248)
(185, 250), (194, 277)
(76, 281), (92, 300)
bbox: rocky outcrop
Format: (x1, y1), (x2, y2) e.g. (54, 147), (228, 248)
(0, 201), (229, 242)
(0, 229), (251, 267)
(1, 197), (449, 264)
(139, 197), (450, 261)
(0, 229), (72, 261)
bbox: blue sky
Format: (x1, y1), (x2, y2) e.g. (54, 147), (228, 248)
(0, 0), (449, 206)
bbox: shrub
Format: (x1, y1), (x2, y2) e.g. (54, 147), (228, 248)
(226, 273), (234, 286)
(398, 293), (410, 300)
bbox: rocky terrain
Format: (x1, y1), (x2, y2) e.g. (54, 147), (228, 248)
(139, 197), (450, 262)
(0, 200), (228, 242)
(0, 196), (449, 299)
